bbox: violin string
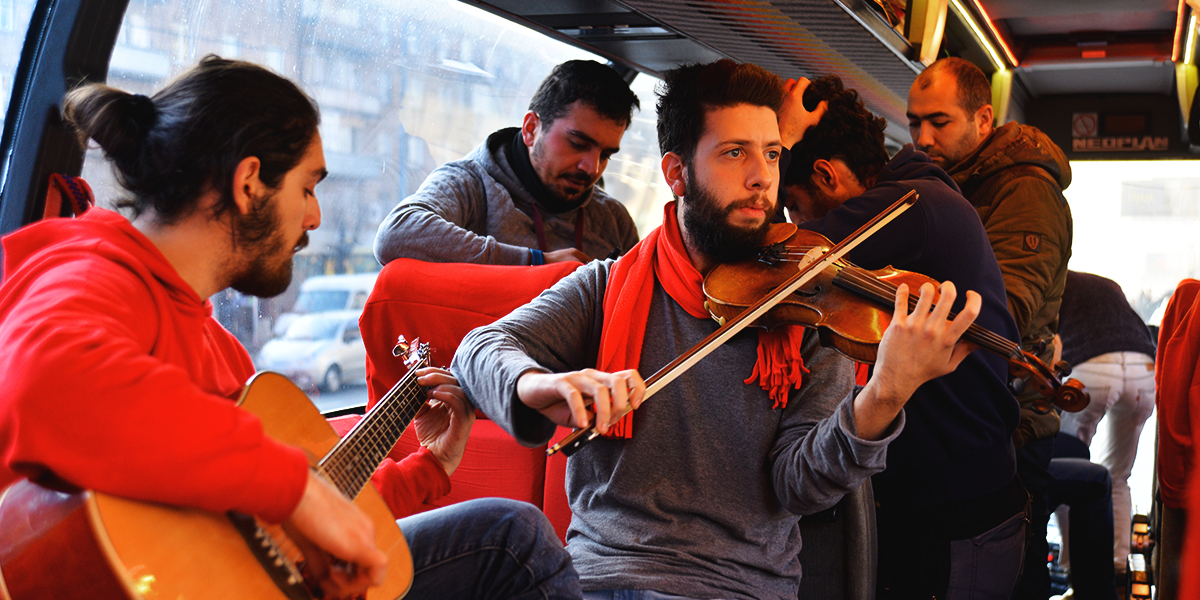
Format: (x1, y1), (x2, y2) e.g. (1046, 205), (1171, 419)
(837, 267), (1012, 351)
(834, 267), (1018, 355)
(764, 255), (1020, 354)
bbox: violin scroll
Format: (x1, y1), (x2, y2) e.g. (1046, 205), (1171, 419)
(1009, 350), (1090, 414)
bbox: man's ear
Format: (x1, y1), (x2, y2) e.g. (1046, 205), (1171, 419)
(520, 111), (540, 147)
(661, 152), (687, 198)
(976, 104), (995, 136)
(810, 159), (840, 193)
(231, 156), (265, 216)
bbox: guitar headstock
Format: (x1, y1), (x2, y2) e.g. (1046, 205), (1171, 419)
(391, 335), (430, 371)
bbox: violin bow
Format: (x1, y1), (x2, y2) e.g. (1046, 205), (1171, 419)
(548, 189), (920, 457)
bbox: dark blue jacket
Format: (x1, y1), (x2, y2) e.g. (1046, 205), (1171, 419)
(796, 145), (1020, 506)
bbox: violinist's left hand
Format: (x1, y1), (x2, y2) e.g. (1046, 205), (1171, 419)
(412, 367), (475, 477)
(852, 280), (981, 440)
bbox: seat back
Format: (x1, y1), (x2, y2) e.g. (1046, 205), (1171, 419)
(359, 258), (580, 526)
(796, 480), (877, 600)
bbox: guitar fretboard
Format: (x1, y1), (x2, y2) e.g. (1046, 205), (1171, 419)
(317, 355), (429, 498)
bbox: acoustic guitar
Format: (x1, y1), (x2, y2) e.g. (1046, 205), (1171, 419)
(0, 337), (432, 600)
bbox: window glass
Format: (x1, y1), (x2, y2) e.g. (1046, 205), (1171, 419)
(85, 0), (672, 409)
(283, 314), (342, 341)
(1065, 160), (1200, 323)
(294, 290), (350, 314)
(0, 0), (39, 130)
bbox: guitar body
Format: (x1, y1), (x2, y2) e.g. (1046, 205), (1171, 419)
(0, 372), (412, 600)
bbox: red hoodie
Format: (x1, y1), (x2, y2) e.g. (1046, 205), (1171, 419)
(1157, 278), (1200, 510)
(0, 208), (447, 522)
(0, 207), (310, 522)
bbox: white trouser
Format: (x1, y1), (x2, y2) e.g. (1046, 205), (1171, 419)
(1059, 351), (1156, 573)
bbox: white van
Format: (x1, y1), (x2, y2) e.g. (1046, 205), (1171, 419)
(272, 272), (379, 337)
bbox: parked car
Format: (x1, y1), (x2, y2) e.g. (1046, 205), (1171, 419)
(272, 273), (378, 338)
(257, 310), (366, 392)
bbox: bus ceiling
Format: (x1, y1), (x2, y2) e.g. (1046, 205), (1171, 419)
(465, 0), (1200, 159)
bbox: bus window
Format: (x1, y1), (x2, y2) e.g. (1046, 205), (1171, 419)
(1065, 159), (1200, 322)
(0, 0), (38, 131)
(80, 0), (671, 408)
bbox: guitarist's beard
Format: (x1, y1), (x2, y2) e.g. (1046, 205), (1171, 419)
(229, 190), (300, 299)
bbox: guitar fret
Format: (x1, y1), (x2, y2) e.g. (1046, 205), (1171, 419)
(321, 345), (431, 498)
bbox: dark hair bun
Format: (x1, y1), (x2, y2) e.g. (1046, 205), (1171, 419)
(125, 93), (158, 137)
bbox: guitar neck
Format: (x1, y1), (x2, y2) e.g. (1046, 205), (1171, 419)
(317, 359), (429, 497)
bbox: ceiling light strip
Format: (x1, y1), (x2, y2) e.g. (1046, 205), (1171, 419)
(1186, 15), (1198, 65)
(949, 0), (1006, 71)
(1173, 0), (1188, 63)
(964, 0), (1018, 66)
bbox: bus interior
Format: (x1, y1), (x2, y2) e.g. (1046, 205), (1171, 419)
(1, 0), (1197, 598)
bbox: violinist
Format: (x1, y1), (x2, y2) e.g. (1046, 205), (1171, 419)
(453, 59), (983, 600)
(783, 74), (1025, 600)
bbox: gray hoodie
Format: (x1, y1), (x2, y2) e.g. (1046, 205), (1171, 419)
(452, 260), (902, 599)
(374, 128), (639, 265)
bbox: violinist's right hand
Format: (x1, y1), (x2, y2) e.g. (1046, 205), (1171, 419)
(516, 368), (646, 434)
(853, 280), (980, 440)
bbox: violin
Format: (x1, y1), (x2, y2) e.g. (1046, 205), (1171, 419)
(548, 190), (922, 457)
(703, 223), (1089, 414)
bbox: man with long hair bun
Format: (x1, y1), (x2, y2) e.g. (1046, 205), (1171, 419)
(0, 56), (578, 599)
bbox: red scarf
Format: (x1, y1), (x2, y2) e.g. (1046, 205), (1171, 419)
(597, 201), (808, 438)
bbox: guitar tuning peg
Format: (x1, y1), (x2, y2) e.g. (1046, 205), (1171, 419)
(392, 335), (409, 357)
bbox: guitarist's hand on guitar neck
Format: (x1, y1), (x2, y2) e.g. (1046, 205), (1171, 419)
(413, 367), (475, 476)
(286, 471), (388, 598)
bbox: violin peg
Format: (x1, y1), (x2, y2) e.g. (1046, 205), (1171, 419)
(1008, 376), (1027, 396)
(1053, 360), (1073, 378)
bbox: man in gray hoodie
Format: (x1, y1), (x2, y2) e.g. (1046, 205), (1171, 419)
(374, 60), (641, 266)
(452, 59), (986, 600)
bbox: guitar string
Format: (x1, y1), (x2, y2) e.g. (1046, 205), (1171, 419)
(322, 362), (428, 495)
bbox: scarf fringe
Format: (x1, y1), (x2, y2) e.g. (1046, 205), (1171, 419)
(744, 328), (809, 409)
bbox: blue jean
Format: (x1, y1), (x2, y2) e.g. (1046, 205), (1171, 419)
(1012, 434), (1056, 600)
(583, 591), (727, 600)
(398, 497), (581, 600)
(1048, 457), (1117, 600)
(877, 478), (1028, 600)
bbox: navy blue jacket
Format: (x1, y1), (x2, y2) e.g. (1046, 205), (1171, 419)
(796, 145), (1020, 506)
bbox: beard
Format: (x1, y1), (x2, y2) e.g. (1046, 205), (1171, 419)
(680, 165), (776, 264)
(228, 191), (305, 298)
(530, 136), (595, 204)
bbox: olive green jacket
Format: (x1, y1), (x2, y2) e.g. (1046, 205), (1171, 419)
(947, 122), (1074, 447)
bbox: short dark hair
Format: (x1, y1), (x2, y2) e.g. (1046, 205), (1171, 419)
(918, 57), (992, 117)
(62, 55), (320, 223)
(656, 59), (784, 164)
(785, 74), (889, 189)
(528, 60), (639, 129)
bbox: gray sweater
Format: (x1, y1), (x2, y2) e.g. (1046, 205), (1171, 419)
(373, 128), (639, 265)
(452, 260), (902, 600)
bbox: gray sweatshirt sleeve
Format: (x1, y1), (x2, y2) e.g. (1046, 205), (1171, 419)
(451, 261), (608, 446)
(769, 336), (904, 516)
(373, 163), (533, 266)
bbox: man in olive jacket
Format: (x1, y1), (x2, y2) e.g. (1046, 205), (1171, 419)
(907, 56), (1074, 600)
